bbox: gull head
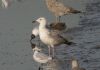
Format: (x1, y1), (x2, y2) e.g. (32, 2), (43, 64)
(32, 17), (46, 24)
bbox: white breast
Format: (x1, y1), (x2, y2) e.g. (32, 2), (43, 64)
(39, 28), (52, 45)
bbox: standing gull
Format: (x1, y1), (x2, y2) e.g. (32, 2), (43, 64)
(32, 17), (74, 57)
(45, 0), (81, 22)
(31, 42), (52, 64)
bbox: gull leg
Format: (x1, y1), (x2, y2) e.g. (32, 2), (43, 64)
(52, 47), (55, 58)
(57, 16), (59, 22)
(38, 67), (41, 70)
(38, 38), (41, 47)
(56, 16), (61, 23)
(48, 46), (51, 57)
(59, 16), (61, 22)
(56, 16), (57, 23)
(55, 15), (59, 23)
(51, 45), (55, 58)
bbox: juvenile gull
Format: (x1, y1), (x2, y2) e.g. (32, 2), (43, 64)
(31, 43), (52, 64)
(32, 17), (74, 57)
(45, 0), (81, 22)
(71, 58), (86, 70)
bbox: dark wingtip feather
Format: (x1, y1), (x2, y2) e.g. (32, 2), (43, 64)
(67, 42), (74, 45)
(72, 10), (86, 15)
(66, 41), (76, 45)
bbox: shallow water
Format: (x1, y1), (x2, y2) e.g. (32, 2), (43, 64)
(0, 0), (100, 70)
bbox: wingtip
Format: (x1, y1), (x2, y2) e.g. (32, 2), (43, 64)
(67, 42), (76, 45)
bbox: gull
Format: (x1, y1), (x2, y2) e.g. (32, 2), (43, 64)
(71, 58), (86, 70)
(45, 0), (81, 22)
(32, 17), (74, 57)
(31, 42), (52, 64)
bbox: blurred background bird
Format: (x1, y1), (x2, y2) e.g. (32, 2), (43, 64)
(45, 0), (82, 22)
(31, 42), (52, 64)
(1, 0), (22, 8)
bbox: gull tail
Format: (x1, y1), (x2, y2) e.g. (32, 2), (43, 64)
(65, 41), (74, 45)
(70, 9), (86, 15)
(70, 9), (82, 14)
(68, 7), (82, 14)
